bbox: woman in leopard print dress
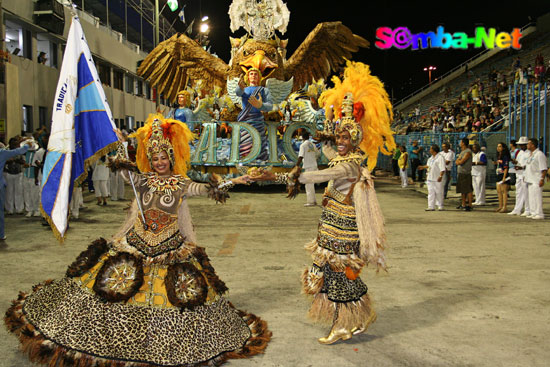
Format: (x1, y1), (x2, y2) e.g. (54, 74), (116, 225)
(5, 115), (271, 366)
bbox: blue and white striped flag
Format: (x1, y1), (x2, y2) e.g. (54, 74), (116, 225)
(41, 16), (117, 241)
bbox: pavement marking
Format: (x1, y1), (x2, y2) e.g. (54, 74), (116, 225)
(218, 233), (239, 255)
(240, 204), (251, 214)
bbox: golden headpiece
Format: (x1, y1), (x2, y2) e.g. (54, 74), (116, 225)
(335, 93), (363, 147)
(319, 61), (396, 170)
(131, 114), (193, 176)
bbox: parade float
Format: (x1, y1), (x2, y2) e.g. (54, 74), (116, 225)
(137, 0), (369, 178)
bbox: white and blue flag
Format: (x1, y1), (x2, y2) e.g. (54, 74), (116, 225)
(41, 16), (117, 241)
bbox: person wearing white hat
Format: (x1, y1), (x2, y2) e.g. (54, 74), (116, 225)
(524, 138), (548, 220)
(471, 143), (487, 206)
(509, 136), (530, 216)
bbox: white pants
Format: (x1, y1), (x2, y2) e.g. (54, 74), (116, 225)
(527, 182), (544, 218)
(472, 173), (486, 204)
(23, 176), (40, 214)
(4, 172), (24, 213)
(400, 168), (408, 187)
(427, 180), (444, 209)
(304, 167), (317, 204)
(70, 187), (83, 218)
(109, 170), (125, 200)
(512, 177), (530, 214)
(93, 180), (109, 198)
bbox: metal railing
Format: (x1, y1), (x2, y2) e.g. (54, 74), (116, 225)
(394, 22), (536, 108)
(507, 81), (549, 154)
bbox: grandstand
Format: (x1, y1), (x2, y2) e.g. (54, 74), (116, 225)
(378, 12), (550, 185)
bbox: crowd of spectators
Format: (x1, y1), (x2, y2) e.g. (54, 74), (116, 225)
(390, 137), (549, 218)
(393, 53), (549, 136)
(1, 127), (137, 242)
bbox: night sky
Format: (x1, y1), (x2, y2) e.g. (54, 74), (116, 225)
(164, 0), (550, 102)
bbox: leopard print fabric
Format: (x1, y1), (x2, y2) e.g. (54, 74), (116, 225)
(22, 278), (251, 366)
(320, 264), (368, 303)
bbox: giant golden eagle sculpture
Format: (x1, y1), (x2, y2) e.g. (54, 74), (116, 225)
(137, 3), (368, 104)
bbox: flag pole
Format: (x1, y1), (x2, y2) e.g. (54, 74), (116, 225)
(128, 170), (148, 230)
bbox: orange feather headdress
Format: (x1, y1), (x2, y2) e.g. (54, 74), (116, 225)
(319, 61), (396, 170)
(131, 113), (193, 176)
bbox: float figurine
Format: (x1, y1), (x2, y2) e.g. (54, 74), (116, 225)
(235, 67), (274, 161)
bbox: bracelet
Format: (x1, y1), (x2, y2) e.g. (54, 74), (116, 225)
(274, 172), (289, 185)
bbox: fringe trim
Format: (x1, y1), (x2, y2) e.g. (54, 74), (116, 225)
(307, 293), (376, 331)
(4, 282), (271, 367)
(355, 168), (388, 272)
(305, 240), (365, 272)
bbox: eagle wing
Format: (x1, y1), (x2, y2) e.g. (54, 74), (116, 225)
(137, 34), (230, 103)
(284, 22), (369, 90)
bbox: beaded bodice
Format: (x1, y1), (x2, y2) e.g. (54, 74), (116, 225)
(125, 173), (188, 257)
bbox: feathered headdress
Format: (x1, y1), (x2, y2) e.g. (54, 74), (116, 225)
(131, 113), (193, 176)
(319, 61), (396, 170)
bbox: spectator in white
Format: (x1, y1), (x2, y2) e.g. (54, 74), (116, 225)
(4, 137), (25, 214)
(297, 131), (319, 207)
(70, 184), (84, 219)
(92, 156), (110, 206)
(22, 139), (41, 217)
(1, 139), (32, 241)
(441, 142), (455, 199)
(509, 140), (519, 188)
(471, 143), (487, 206)
(109, 139), (128, 201)
(398, 145), (409, 188)
(524, 138), (548, 220)
(418, 144), (446, 211)
(509, 137), (530, 216)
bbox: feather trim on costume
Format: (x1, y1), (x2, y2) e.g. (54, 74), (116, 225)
(308, 293), (376, 330)
(206, 173), (232, 203)
(131, 113), (193, 176)
(165, 263), (208, 310)
(5, 283), (271, 366)
(107, 158), (138, 173)
(319, 61), (396, 171)
(193, 247), (229, 295)
(92, 252), (144, 303)
(305, 240), (365, 272)
(301, 266), (324, 295)
(66, 238), (109, 278)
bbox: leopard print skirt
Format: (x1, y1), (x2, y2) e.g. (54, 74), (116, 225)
(4, 240), (271, 367)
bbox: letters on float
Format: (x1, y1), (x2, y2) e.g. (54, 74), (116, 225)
(190, 121), (323, 165)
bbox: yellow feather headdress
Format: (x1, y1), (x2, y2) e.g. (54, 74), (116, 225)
(319, 61), (396, 170)
(131, 113), (193, 176)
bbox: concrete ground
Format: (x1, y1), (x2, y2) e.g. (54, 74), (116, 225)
(1, 177), (549, 367)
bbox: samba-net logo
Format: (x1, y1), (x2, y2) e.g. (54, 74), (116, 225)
(375, 26), (523, 50)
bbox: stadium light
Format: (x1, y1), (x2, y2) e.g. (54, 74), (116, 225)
(200, 23), (209, 33)
(202, 16), (209, 21)
(423, 66), (437, 84)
